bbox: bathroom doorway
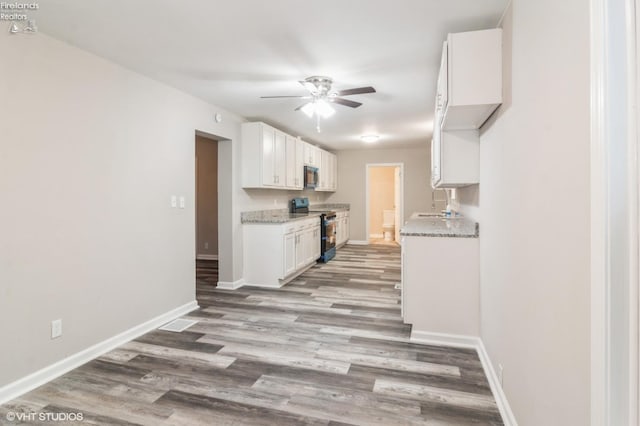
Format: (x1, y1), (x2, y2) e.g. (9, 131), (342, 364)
(365, 163), (403, 245)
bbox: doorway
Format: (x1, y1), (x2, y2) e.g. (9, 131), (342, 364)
(366, 163), (403, 245)
(195, 134), (219, 285)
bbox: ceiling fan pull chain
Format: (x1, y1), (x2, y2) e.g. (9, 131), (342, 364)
(316, 114), (321, 133)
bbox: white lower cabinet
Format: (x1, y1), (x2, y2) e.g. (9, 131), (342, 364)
(335, 210), (350, 247)
(402, 235), (479, 336)
(244, 216), (321, 287)
(283, 232), (297, 277)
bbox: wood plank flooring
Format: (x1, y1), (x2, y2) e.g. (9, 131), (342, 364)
(1, 244), (503, 425)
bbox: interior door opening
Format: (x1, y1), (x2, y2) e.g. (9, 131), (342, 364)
(195, 134), (219, 287)
(366, 163), (404, 245)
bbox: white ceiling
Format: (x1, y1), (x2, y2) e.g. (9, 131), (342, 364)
(35, 0), (507, 150)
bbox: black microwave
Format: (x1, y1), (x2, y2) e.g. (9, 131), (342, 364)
(304, 166), (318, 189)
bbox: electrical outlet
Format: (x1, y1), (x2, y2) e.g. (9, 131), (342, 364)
(498, 364), (504, 387)
(51, 319), (62, 339)
(204, 242), (209, 250)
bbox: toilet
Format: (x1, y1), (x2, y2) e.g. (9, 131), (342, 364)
(382, 209), (395, 242)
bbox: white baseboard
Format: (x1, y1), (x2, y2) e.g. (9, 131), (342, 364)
(409, 330), (479, 349)
(196, 254), (218, 260)
(243, 281), (284, 289)
(0, 300), (199, 405)
(369, 233), (384, 239)
(216, 279), (245, 290)
(346, 240), (369, 245)
(409, 330), (517, 426)
(476, 339), (518, 426)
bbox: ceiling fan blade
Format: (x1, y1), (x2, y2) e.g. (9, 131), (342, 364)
(331, 97), (363, 108)
(336, 86), (376, 96)
(294, 102), (311, 111)
(261, 95), (311, 99)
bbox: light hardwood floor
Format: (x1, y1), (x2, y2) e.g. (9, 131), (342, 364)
(1, 244), (503, 425)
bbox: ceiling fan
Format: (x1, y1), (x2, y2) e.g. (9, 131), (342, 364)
(261, 76), (376, 132)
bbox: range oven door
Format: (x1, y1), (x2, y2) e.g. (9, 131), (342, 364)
(320, 212), (337, 262)
(324, 215), (336, 251)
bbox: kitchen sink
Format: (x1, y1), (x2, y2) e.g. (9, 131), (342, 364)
(411, 212), (463, 219)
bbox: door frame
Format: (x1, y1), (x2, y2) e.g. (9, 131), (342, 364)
(365, 162), (404, 243)
(590, 0), (639, 423)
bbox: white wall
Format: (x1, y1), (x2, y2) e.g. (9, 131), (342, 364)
(457, 1), (591, 424)
(0, 30), (339, 391)
(0, 32), (248, 388)
(328, 147), (434, 241)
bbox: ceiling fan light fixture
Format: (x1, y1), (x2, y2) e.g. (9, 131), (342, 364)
(361, 134), (380, 143)
(300, 102), (316, 118)
(315, 99), (335, 118)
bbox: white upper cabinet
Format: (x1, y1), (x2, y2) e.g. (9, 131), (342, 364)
(285, 136), (303, 189)
(431, 129), (479, 188)
(242, 122), (337, 191)
(440, 28), (502, 130)
(316, 150), (337, 192)
(303, 142), (319, 167)
(242, 122), (301, 190)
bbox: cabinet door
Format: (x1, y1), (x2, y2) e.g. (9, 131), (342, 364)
(312, 226), (321, 260)
(262, 126), (276, 186)
(436, 41), (448, 121)
(285, 135), (296, 188)
(344, 215), (350, 242)
(431, 132), (441, 188)
(274, 131), (286, 187)
(303, 142), (316, 166)
(283, 232), (296, 277)
(331, 153), (338, 191)
(318, 150), (328, 190)
(295, 231), (306, 270)
(295, 138), (304, 189)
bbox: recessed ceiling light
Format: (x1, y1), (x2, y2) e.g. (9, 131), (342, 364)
(361, 135), (380, 143)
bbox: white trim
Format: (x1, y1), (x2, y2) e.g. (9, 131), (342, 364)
(216, 278), (245, 290)
(591, 0), (640, 424)
(590, 0), (609, 422)
(346, 240), (369, 246)
(408, 331), (516, 425)
(476, 339), (518, 426)
(0, 300), (198, 405)
(242, 281), (284, 289)
(196, 254), (218, 260)
(409, 330), (478, 349)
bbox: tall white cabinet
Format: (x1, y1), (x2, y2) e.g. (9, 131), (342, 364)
(431, 28), (502, 189)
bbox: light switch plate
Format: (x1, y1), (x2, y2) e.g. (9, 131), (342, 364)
(171, 195), (177, 208)
(179, 196), (185, 209)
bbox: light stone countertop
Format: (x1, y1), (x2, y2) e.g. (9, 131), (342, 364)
(241, 209), (322, 224)
(241, 203), (350, 224)
(308, 203), (350, 212)
(400, 215), (479, 238)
